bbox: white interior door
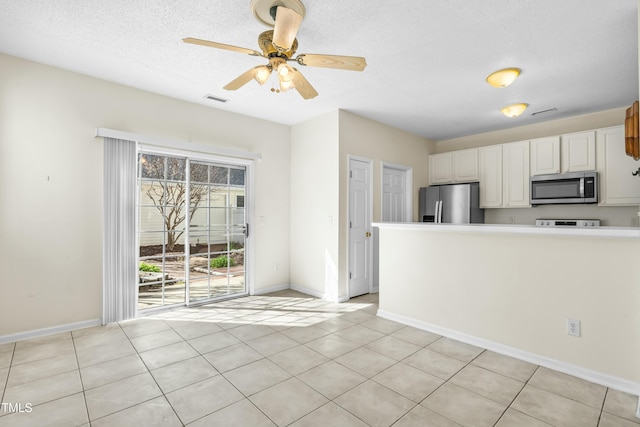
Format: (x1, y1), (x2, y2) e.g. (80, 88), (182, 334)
(382, 166), (408, 222)
(349, 158), (372, 298)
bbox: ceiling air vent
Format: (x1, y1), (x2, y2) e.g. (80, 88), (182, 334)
(204, 94), (229, 103)
(531, 107), (558, 116)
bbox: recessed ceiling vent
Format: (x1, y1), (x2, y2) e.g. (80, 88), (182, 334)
(531, 107), (558, 116)
(204, 94), (229, 103)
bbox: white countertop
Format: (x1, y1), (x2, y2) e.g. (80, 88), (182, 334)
(372, 222), (640, 239)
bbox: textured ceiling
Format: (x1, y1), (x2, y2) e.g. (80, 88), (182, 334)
(0, 0), (637, 140)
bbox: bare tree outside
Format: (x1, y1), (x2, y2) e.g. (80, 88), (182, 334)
(140, 154), (209, 252)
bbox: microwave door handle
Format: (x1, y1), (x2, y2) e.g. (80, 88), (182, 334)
(579, 178), (585, 197)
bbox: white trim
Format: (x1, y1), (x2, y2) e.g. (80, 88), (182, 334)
(0, 319), (102, 345)
(381, 162), (413, 222)
(290, 284), (325, 300)
(347, 155), (374, 298)
(253, 284), (291, 295)
(378, 309), (640, 396)
(96, 127), (262, 160)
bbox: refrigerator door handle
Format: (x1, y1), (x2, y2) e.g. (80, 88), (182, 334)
(437, 200), (443, 223)
(434, 200), (440, 223)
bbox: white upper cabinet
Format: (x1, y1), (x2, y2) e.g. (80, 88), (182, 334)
(453, 149), (479, 182)
(428, 152), (453, 185)
(503, 141), (531, 208)
(530, 136), (560, 175)
(429, 149), (478, 184)
(479, 145), (503, 208)
(561, 130), (596, 172)
(596, 126), (640, 205)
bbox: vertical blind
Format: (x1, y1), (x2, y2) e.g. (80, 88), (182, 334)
(102, 137), (137, 324)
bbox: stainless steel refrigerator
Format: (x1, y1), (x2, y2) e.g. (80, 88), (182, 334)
(419, 182), (484, 224)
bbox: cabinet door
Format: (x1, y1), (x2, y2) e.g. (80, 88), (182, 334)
(479, 145), (503, 208)
(429, 152), (453, 185)
(596, 126), (640, 205)
(503, 141), (530, 207)
(453, 149), (479, 182)
(530, 136), (560, 175)
(561, 131), (596, 172)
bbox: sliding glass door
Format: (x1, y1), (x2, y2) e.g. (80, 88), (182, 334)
(188, 161), (246, 303)
(137, 153), (248, 310)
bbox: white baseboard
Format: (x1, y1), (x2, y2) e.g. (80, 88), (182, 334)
(377, 309), (640, 396)
(0, 318), (102, 345)
(290, 284), (324, 299)
(252, 284), (291, 295)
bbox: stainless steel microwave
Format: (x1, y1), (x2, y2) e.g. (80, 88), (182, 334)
(530, 171), (598, 205)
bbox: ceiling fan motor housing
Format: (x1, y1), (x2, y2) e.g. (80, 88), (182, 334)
(258, 30), (297, 58)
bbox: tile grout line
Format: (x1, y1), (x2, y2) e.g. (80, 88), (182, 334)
(70, 328), (93, 427)
(490, 364), (541, 426)
(0, 343), (16, 408)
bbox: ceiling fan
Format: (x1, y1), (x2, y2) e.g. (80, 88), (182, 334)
(183, 0), (367, 99)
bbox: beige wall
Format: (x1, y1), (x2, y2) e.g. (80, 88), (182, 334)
(0, 53), (291, 336)
(436, 108), (627, 152)
(338, 110), (435, 298)
(290, 111), (340, 299)
(289, 110), (435, 300)
(378, 226), (640, 388)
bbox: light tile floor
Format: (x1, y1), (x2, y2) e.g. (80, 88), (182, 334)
(0, 290), (638, 426)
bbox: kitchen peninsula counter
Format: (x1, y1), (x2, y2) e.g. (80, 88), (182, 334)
(373, 221), (640, 394)
(373, 221), (640, 239)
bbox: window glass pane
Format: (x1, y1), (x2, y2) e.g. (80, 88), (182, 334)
(139, 233), (166, 255)
(139, 207), (165, 232)
(190, 163), (209, 184)
(208, 189), (227, 207)
(236, 195), (245, 208)
(190, 184), (209, 210)
(211, 166), (229, 184)
(140, 154), (165, 180)
(230, 168), (245, 186)
(167, 157), (186, 182)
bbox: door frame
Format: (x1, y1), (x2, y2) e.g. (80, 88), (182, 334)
(381, 162), (413, 222)
(136, 144), (256, 310)
(347, 155), (374, 298)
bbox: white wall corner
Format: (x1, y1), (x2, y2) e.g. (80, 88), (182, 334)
(290, 284), (325, 300)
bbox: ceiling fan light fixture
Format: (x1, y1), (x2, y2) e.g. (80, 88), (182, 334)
(277, 62), (294, 80)
(254, 65), (271, 85)
(486, 68), (521, 88)
(501, 103), (528, 118)
(279, 78), (295, 92)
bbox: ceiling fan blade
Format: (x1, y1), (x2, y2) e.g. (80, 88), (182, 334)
(272, 6), (303, 51)
(183, 37), (264, 57)
(290, 68), (318, 99)
(223, 68), (259, 91)
(296, 54), (367, 71)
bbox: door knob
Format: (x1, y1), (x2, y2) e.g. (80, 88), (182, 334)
(365, 231), (371, 237)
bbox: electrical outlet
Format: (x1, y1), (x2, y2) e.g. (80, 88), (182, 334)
(567, 319), (581, 337)
(273, 263), (279, 271)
